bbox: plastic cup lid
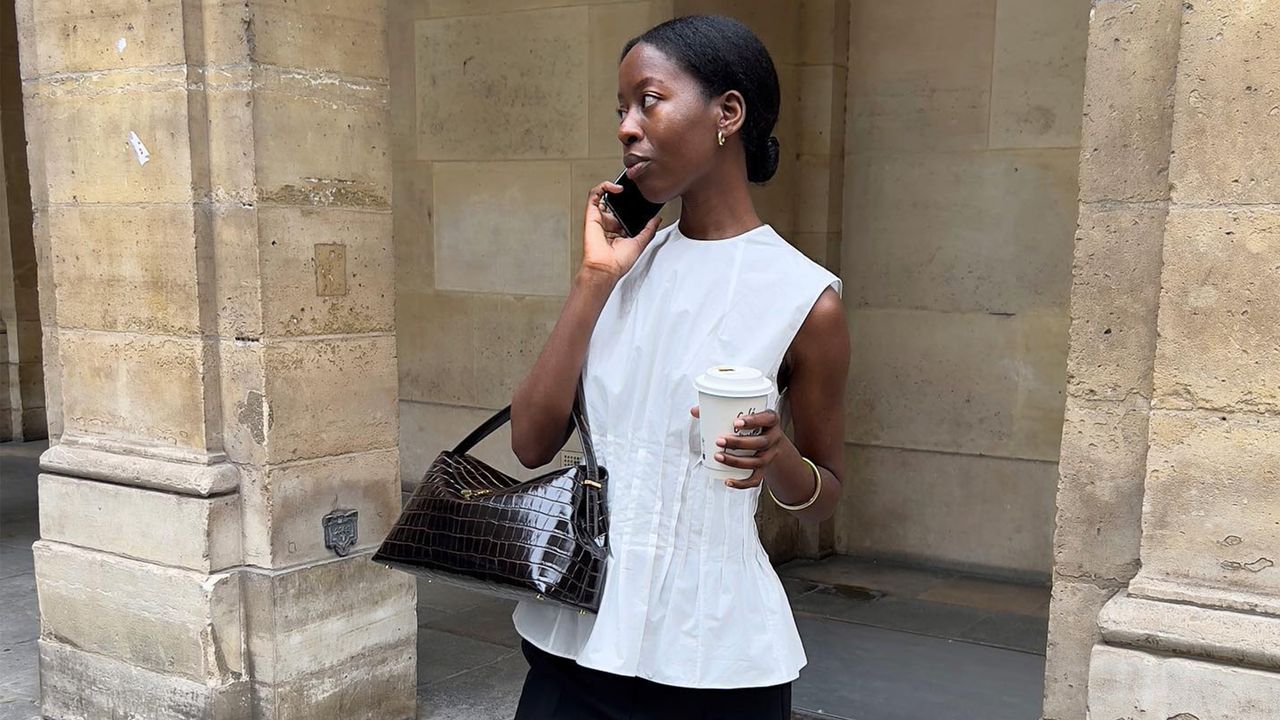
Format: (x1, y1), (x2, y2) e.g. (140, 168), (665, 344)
(693, 365), (774, 398)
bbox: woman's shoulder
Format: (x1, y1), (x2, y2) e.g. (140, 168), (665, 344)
(751, 226), (841, 286)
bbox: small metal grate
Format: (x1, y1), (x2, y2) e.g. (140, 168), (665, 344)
(560, 450), (584, 468)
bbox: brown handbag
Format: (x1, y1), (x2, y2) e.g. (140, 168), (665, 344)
(373, 382), (609, 613)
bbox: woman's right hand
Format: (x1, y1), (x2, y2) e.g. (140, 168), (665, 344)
(581, 181), (663, 282)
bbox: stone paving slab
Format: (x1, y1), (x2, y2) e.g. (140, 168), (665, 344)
(793, 616), (1045, 720)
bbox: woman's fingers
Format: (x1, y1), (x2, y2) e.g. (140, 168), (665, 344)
(712, 451), (769, 469)
(733, 409), (779, 432)
(716, 433), (771, 451)
(724, 472), (765, 490)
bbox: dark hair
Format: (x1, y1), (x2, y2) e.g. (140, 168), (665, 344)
(622, 16), (781, 184)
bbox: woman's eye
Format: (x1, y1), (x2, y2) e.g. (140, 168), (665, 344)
(642, 95), (658, 109)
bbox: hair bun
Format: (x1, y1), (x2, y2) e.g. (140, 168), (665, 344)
(747, 135), (781, 184)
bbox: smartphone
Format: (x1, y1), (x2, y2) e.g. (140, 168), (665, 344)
(600, 170), (664, 238)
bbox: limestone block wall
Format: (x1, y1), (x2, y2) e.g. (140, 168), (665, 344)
(836, 0), (1090, 578)
(389, 0), (848, 560)
(0, 2), (44, 442)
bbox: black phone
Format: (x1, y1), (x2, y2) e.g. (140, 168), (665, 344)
(601, 170), (664, 238)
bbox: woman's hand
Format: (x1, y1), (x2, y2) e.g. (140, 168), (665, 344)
(689, 406), (786, 490)
(581, 181), (663, 282)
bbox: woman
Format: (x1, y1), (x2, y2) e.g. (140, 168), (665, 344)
(508, 15), (849, 720)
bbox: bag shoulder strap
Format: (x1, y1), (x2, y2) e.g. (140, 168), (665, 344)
(451, 377), (601, 483)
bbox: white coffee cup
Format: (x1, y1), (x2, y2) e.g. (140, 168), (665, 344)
(693, 365), (775, 481)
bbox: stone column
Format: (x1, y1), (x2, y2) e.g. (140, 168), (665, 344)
(16, 1), (415, 718)
(1042, 1), (1181, 717)
(1079, 1), (1280, 716)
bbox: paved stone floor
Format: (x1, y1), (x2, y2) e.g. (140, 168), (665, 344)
(1, 440), (1047, 719)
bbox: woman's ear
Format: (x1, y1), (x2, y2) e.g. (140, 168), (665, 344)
(717, 90), (747, 138)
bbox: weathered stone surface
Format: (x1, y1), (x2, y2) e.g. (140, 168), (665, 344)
(835, 443), (1057, 576)
(22, 69), (194, 205)
(397, 289), (563, 410)
(206, 204), (264, 340)
(251, 0), (389, 80)
(1076, 0), (1182, 203)
(1041, 579), (1113, 720)
(846, 307), (1069, 461)
(1099, 591), (1280, 671)
(241, 553), (416, 685)
(425, 0), (636, 18)
(257, 207), (394, 336)
(38, 473), (240, 572)
(795, 154), (841, 235)
(846, 0), (995, 154)
(988, 0), (1089, 148)
(675, 0), (797, 65)
(1052, 398), (1146, 582)
(46, 204), (200, 335)
(199, 68), (257, 204)
(1153, 208), (1280, 414)
(13, 0), (184, 77)
(432, 161), (571, 296)
(1065, 203), (1165, 402)
(251, 640), (416, 720)
(34, 541), (243, 682)
(1088, 644), (1280, 720)
(1170, 0), (1280, 204)
(397, 290), (478, 407)
(797, 0), (851, 68)
(415, 8), (588, 160)
(470, 293), (564, 410)
(796, 64), (840, 157)
(392, 160), (434, 292)
(254, 67), (390, 208)
(844, 149), (1079, 314)
(240, 448), (401, 568)
(58, 330), (211, 450)
(39, 640), (249, 720)
(1138, 410), (1280, 599)
(262, 335), (398, 463)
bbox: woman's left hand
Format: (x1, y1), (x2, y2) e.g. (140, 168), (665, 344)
(690, 406), (786, 490)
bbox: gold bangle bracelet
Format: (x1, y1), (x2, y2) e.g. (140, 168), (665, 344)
(765, 456), (823, 512)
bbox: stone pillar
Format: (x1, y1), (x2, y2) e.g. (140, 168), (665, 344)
(1071, 1), (1280, 716)
(16, 1), (415, 718)
(1042, 1), (1181, 716)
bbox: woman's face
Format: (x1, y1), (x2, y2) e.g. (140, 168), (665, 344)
(615, 43), (721, 203)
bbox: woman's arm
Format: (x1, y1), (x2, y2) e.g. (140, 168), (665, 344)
(510, 181), (663, 469)
(510, 268), (615, 469)
(706, 286), (849, 523)
(768, 287), (850, 523)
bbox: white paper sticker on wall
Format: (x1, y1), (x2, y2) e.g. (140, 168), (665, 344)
(127, 131), (150, 166)
(116, 37), (127, 54)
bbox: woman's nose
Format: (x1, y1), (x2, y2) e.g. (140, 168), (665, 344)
(617, 112), (642, 147)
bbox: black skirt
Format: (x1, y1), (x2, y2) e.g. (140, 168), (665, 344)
(514, 640), (793, 720)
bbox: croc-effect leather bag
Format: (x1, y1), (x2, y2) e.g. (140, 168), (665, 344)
(374, 382), (609, 613)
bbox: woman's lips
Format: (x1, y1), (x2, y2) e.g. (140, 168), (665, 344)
(625, 160), (651, 179)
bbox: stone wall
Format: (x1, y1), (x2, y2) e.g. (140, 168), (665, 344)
(389, 0), (849, 561)
(835, 0), (1090, 579)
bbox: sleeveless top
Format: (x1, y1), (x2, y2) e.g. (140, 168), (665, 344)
(512, 222), (842, 689)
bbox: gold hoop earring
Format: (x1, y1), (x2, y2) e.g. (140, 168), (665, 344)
(717, 129), (725, 147)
